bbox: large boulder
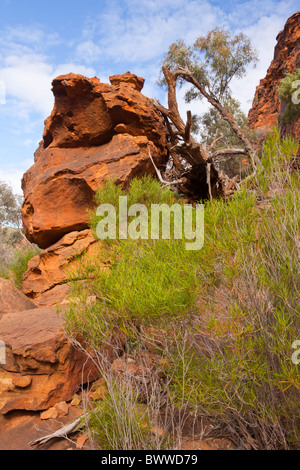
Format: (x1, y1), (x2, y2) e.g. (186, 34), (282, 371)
(22, 72), (167, 249)
(0, 306), (99, 414)
(248, 12), (300, 141)
(0, 279), (37, 317)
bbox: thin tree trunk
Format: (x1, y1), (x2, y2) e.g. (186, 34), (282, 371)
(174, 67), (261, 168)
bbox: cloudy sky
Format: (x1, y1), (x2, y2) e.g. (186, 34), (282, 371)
(0, 0), (298, 193)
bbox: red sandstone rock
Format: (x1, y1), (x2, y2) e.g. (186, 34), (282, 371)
(0, 306), (100, 414)
(22, 229), (99, 306)
(248, 12), (300, 141)
(0, 406), (84, 450)
(109, 71), (145, 92)
(0, 278), (37, 316)
(22, 72), (167, 249)
(43, 73), (114, 149)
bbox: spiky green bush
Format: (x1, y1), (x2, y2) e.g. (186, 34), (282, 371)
(8, 246), (40, 289)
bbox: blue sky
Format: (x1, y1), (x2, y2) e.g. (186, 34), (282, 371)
(0, 0), (298, 193)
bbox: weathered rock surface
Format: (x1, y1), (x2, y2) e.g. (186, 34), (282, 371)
(22, 229), (99, 307)
(0, 278), (37, 316)
(0, 306), (99, 414)
(0, 406), (84, 450)
(22, 72), (167, 249)
(248, 12), (300, 140)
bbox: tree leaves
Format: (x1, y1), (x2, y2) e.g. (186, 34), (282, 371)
(0, 181), (22, 228)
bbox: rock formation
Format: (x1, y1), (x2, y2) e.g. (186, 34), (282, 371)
(248, 12), (300, 141)
(22, 229), (99, 307)
(22, 72), (167, 249)
(0, 306), (99, 414)
(0, 278), (37, 317)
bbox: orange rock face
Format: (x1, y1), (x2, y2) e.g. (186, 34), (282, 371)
(248, 12), (300, 140)
(0, 279), (37, 317)
(22, 229), (100, 307)
(22, 72), (167, 249)
(0, 306), (100, 414)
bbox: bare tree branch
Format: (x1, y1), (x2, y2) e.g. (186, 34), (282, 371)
(30, 414), (87, 447)
(149, 150), (184, 187)
(174, 66), (261, 169)
(207, 129), (224, 152)
(211, 148), (248, 160)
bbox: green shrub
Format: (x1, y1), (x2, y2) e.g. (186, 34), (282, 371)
(89, 381), (161, 451)
(66, 176), (203, 345)
(166, 129), (300, 449)
(9, 246), (40, 289)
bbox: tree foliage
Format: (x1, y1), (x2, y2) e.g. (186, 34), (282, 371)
(199, 96), (248, 147)
(161, 27), (258, 101)
(160, 27), (258, 150)
(0, 181), (22, 229)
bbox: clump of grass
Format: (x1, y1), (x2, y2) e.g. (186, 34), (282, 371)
(88, 379), (173, 451)
(9, 246), (40, 289)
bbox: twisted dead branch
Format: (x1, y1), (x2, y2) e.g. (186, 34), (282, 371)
(153, 65), (260, 199)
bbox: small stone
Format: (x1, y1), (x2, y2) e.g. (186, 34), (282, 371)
(151, 427), (165, 438)
(91, 378), (106, 391)
(114, 123), (127, 134)
(89, 386), (108, 401)
(12, 376), (32, 389)
(70, 395), (81, 407)
(41, 407), (59, 420)
(76, 434), (88, 449)
(54, 401), (69, 417)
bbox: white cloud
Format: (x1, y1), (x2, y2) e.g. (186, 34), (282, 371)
(0, 24), (97, 119)
(0, 168), (26, 195)
(0, 54), (96, 122)
(76, 41), (102, 63)
(77, 0), (222, 65)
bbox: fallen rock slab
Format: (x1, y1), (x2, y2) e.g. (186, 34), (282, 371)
(0, 407), (84, 450)
(0, 306), (99, 414)
(0, 278), (37, 316)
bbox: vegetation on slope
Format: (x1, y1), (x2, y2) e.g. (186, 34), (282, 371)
(0, 181), (40, 287)
(65, 128), (300, 450)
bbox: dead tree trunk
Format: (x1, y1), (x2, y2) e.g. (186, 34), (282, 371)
(152, 66), (260, 200)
